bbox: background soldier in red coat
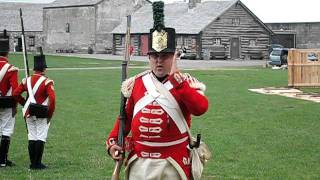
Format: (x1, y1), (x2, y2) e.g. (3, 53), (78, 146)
(106, 2), (209, 179)
(0, 29), (23, 167)
(13, 50), (55, 170)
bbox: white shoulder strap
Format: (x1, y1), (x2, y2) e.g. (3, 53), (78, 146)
(140, 73), (187, 134)
(22, 76), (47, 116)
(27, 76), (46, 103)
(0, 63), (10, 83)
(151, 75), (193, 139)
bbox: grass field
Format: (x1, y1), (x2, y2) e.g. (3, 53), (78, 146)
(1, 54), (319, 179)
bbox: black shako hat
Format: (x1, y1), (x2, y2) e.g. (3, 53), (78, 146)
(34, 47), (47, 71)
(148, 1), (176, 54)
(0, 29), (10, 53)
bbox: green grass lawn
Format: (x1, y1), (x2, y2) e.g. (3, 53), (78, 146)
(1, 54), (319, 179)
(8, 53), (147, 69)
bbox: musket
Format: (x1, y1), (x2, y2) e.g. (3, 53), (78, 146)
(19, 8), (30, 78)
(19, 8), (30, 132)
(111, 15), (131, 180)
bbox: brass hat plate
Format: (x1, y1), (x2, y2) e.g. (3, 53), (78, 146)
(152, 30), (168, 52)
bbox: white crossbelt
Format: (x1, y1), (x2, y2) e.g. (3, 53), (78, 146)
(0, 63), (10, 83)
(136, 136), (188, 147)
(22, 76), (47, 116)
(0, 64), (13, 97)
(134, 73), (187, 134)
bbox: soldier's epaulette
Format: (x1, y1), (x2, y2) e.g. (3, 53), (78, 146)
(183, 73), (206, 93)
(8, 66), (18, 72)
(121, 70), (150, 98)
(45, 78), (54, 86)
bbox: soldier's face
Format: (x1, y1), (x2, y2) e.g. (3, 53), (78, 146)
(149, 53), (174, 78)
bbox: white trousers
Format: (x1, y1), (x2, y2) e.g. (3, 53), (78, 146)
(0, 108), (15, 137)
(26, 116), (50, 142)
(128, 158), (181, 180)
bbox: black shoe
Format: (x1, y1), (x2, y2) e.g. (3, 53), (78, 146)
(37, 163), (47, 169)
(5, 160), (15, 167)
(30, 163), (47, 170)
(29, 164), (37, 169)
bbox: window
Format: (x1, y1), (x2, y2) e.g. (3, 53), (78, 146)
(249, 39), (256, 46)
(214, 38), (221, 45)
(232, 18), (240, 26)
(66, 23), (70, 33)
(28, 36), (35, 47)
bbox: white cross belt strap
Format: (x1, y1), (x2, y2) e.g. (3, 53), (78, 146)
(0, 63), (10, 83)
(135, 73), (187, 134)
(22, 76), (46, 116)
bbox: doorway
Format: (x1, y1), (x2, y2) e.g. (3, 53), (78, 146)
(230, 37), (240, 59)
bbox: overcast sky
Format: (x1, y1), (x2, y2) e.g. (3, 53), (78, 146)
(0, 0), (319, 23)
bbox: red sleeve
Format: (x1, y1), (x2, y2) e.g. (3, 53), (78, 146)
(106, 95), (134, 147)
(169, 75), (209, 116)
(46, 83), (55, 119)
(9, 70), (18, 90)
(12, 81), (26, 106)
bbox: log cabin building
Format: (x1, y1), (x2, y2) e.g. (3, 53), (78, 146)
(112, 0), (273, 60)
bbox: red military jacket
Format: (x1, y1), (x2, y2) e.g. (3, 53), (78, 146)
(13, 71), (55, 118)
(0, 56), (24, 105)
(106, 71), (208, 179)
(0, 56), (18, 96)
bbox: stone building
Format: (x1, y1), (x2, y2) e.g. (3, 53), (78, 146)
(0, 2), (46, 52)
(43, 0), (150, 54)
(266, 22), (320, 49)
(112, 0), (273, 60)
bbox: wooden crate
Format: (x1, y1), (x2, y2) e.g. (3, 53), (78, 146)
(288, 49), (320, 87)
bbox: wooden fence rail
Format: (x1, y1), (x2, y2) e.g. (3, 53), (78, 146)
(288, 49), (320, 87)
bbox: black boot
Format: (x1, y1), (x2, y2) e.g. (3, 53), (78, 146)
(28, 140), (37, 169)
(34, 140), (47, 169)
(0, 136), (15, 167)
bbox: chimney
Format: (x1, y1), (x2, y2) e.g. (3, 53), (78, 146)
(188, 0), (201, 9)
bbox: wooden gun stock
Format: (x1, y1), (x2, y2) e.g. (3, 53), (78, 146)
(111, 159), (123, 180)
(111, 15), (131, 180)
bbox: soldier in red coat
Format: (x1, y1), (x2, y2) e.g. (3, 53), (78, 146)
(13, 50), (55, 170)
(106, 2), (209, 179)
(0, 29), (23, 167)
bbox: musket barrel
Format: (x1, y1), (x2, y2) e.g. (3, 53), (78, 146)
(20, 8), (30, 77)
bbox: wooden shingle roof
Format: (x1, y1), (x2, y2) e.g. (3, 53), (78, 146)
(44, 0), (103, 9)
(112, 0), (237, 34)
(0, 2), (45, 31)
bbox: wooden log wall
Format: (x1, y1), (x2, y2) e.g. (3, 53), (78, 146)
(113, 34), (140, 55)
(201, 4), (270, 60)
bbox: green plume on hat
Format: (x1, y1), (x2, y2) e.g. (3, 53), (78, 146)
(152, 1), (165, 31)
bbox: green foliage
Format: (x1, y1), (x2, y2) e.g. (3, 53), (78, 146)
(1, 55), (319, 179)
(152, 1), (165, 31)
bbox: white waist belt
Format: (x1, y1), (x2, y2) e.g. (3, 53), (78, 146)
(136, 136), (188, 147)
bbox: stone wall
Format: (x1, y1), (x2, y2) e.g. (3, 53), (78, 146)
(266, 22), (320, 49)
(7, 31), (43, 52)
(95, 0), (148, 53)
(43, 6), (96, 53)
(43, 0), (148, 54)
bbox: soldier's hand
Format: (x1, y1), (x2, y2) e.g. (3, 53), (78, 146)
(170, 50), (180, 75)
(109, 144), (124, 161)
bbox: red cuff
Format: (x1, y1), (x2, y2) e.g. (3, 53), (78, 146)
(168, 73), (185, 88)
